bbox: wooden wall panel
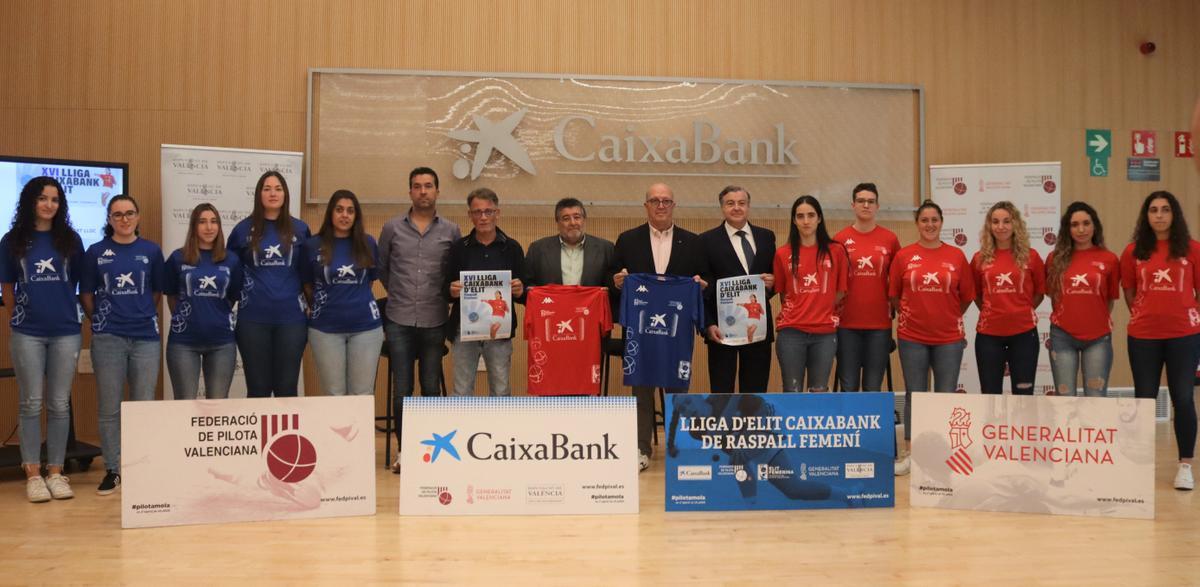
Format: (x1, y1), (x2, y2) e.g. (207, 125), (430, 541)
(0, 0), (1197, 443)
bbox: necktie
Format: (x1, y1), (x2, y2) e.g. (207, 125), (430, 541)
(735, 230), (755, 274)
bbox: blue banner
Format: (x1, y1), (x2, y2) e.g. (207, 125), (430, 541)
(664, 393), (895, 511)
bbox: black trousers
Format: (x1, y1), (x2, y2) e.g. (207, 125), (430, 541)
(706, 340), (772, 394)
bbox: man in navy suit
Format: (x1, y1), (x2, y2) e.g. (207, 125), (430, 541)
(699, 186), (777, 394)
(524, 198), (614, 288)
(612, 183), (709, 471)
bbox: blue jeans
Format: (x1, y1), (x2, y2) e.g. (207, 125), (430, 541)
(235, 321), (307, 398)
(384, 320), (445, 446)
(898, 338), (965, 441)
(1128, 333), (1200, 460)
(975, 328), (1040, 395)
(309, 327), (385, 396)
(92, 333), (160, 472)
(775, 328), (837, 392)
(166, 341), (237, 400)
(1048, 326), (1112, 397)
(451, 338), (513, 396)
(836, 327), (891, 391)
(11, 332), (81, 467)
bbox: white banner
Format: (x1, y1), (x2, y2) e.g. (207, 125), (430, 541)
(459, 270), (512, 342)
(159, 144), (305, 399)
(715, 275), (767, 346)
(910, 393), (1154, 519)
(121, 396), (376, 528)
(400, 397), (638, 516)
(930, 162), (1060, 393)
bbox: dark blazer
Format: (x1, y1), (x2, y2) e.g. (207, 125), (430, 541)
(523, 234), (615, 288)
(612, 223), (709, 315)
(698, 222), (778, 342)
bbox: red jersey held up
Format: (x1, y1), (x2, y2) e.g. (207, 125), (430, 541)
(971, 248), (1045, 336)
(888, 242), (976, 345)
(834, 225), (900, 330)
(1047, 247), (1119, 341)
(523, 285), (613, 395)
(1120, 240), (1200, 340)
(772, 242), (847, 335)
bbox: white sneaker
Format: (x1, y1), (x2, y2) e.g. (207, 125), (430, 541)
(45, 474), (74, 500)
(894, 455), (911, 476)
(1175, 463), (1194, 490)
(26, 477), (51, 503)
(638, 453), (650, 472)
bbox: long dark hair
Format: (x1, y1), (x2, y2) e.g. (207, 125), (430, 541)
(102, 194), (140, 238)
(317, 190), (374, 268)
(182, 203), (227, 265)
(787, 195), (834, 274)
(7, 176), (79, 260)
(1133, 190), (1189, 260)
(248, 171), (296, 255)
(1047, 201), (1104, 298)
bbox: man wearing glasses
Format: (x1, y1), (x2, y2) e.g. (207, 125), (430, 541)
(612, 183), (709, 471)
(524, 197), (614, 289)
(445, 187), (525, 397)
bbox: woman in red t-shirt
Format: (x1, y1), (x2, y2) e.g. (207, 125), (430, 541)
(1045, 201), (1119, 397)
(971, 201), (1045, 395)
(888, 200), (975, 476)
(773, 195), (846, 393)
(1120, 191), (1199, 490)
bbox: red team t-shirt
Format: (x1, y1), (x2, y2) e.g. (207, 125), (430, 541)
(834, 225), (901, 330)
(523, 285), (612, 395)
(485, 298), (508, 318)
(740, 301), (765, 320)
(888, 243), (976, 345)
(772, 243), (847, 334)
(1046, 247), (1120, 341)
(1119, 240), (1200, 340)
(971, 248), (1045, 336)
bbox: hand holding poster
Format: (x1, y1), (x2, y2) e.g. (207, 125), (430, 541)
(716, 275), (767, 346)
(459, 270), (512, 341)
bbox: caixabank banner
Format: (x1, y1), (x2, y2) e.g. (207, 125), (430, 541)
(121, 396), (375, 528)
(664, 393), (895, 511)
(400, 397), (638, 516)
(910, 394), (1154, 519)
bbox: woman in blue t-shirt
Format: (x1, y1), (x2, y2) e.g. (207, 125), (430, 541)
(227, 171), (311, 398)
(301, 190), (383, 395)
(165, 203), (243, 400)
(0, 176), (85, 502)
(80, 194), (165, 496)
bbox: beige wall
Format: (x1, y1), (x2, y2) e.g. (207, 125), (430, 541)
(1, 0), (1198, 441)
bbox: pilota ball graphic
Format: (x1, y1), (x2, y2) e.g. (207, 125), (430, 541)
(468, 311), (480, 322)
(438, 491), (453, 505)
(725, 315), (736, 326)
(266, 433), (317, 483)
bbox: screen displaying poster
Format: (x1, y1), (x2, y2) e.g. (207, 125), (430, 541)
(664, 393), (895, 511)
(0, 156), (127, 252)
(909, 393), (1154, 520)
(399, 397), (638, 516)
(715, 275), (767, 346)
(459, 270), (512, 342)
(121, 396), (376, 529)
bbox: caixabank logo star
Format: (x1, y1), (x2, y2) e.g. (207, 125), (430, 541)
(446, 109), (537, 180)
(260, 413), (317, 483)
(420, 430), (462, 463)
(946, 407), (974, 475)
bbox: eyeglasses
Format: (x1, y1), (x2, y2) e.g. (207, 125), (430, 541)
(110, 211), (139, 220)
(854, 198), (878, 206)
(646, 199), (675, 209)
(469, 208), (498, 218)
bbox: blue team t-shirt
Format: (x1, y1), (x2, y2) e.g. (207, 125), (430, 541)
(299, 235), (381, 334)
(81, 237), (166, 340)
(0, 230), (84, 337)
(620, 273), (704, 389)
(227, 217), (311, 325)
(164, 248), (244, 346)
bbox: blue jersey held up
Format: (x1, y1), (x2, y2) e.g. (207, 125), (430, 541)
(0, 230), (84, 337)
(164, 249), (244, 346)
(299, 235), (381, 334)
(81, 237), (165, 340)
(620, 273), (704, 389)
(227, 217), (311, 325)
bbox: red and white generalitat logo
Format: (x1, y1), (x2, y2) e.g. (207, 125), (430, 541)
(261, 413), (318, 483)
(947, 407), (974, 475)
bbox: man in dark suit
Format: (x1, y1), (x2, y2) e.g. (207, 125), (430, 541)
(612, 183), (709, 472)
(524, 198), (615, 288)
(699, 185), (777, 394)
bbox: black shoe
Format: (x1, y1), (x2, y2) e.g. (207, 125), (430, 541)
(96, 471), (121, 496)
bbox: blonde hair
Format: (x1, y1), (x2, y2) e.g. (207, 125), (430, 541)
(977, 201), (1030, 268)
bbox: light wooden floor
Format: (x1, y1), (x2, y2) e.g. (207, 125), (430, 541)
(2, 423), (1197, 585)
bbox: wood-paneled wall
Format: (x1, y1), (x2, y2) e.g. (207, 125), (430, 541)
(1, 0), (1197, 442)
